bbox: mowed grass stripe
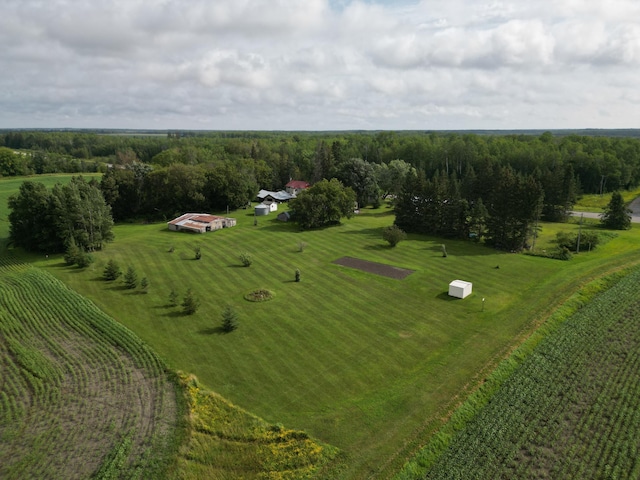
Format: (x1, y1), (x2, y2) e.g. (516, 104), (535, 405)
(34, 210), (640, 478)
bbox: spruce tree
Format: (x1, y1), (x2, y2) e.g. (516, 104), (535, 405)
(182, 289), (200, 315)
(601, 191), (631, 230)
(124, 266), (138, 289)
(103, 259), (122, 281)
(221, 305), (238, 332)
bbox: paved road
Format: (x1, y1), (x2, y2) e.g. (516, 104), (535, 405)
(571, 196), (640, 223)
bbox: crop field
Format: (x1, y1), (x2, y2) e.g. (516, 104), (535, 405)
(0, 258), (181, 479)
(409, 265), (640, 479)
(23, 199), (640, 478)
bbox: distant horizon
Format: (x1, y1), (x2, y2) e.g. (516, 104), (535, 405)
(3, 127), (640, 135)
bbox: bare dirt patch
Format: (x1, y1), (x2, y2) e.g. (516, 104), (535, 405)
(333, 256), (414, 280)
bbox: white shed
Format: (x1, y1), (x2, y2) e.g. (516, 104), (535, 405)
(448, 280), (472, 299)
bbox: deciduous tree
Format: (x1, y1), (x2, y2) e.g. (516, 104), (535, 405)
(290, 178), (356, 229)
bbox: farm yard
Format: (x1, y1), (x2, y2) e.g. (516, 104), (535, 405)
(2, 172), (640, 478)
(12, 194), (639, 478)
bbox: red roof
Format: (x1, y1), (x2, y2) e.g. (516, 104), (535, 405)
(285, 180), (310, 189)
(168, 213), (223, 226)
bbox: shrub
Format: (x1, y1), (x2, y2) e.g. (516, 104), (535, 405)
(556, 231), (602, 252)
(195, 246), (201, 260)
(239, 253), (252, 267)
(554, 246), (573, 261)
(140, 277), (149, 293)
(103, 259), (122, 281)
(75, 252), (94, 268)
(382, 225), (407, 247)
(295, 269), (301, 282)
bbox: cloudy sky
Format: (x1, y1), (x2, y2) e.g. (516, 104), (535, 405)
(2, 0), (640, 130)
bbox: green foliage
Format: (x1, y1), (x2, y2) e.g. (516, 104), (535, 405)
(63, 237), (81, 266)
(290, 178), (356, 229)
(123, 266), (138, 289)
(103, 259), (122, 281)
(0, 147), (32, 176)
(556, 230), (602, 252)
(374, 158), (417, 199)
(194, 246), (201, 260)
(295, 268), (301, 282)
(75, 251), (94, 268)
(168, 289), (179, 307)
(182, 288), (200, 315)
(336, 157), (380, 207)
(93, 432), (133, 480)
(382, 224), (406, 247)
(140, 276), (149, 293)
(239, 252), (252, 267)
(221, 305), (239, 333)
(601, 191), (632, 230)
(8, 176), (114, 253)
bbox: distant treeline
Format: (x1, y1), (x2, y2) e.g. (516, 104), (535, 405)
(2, 130), (640, 194)
(3, 130), (639, 251)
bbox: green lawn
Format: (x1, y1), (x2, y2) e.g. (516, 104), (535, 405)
(574, 186), (640, 212)
(17, 202), (639, 478)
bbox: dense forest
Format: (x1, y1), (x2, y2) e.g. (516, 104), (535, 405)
(3, 130), (640, 250)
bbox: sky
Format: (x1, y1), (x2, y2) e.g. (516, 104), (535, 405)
(2, 0), (640, 131)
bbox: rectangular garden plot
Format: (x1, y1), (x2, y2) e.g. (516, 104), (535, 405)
(333, 256), (414, 280)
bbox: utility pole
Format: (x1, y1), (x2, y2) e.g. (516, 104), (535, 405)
(576, 213), (583, 253)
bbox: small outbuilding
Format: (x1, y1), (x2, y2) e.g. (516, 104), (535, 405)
(448, 280), (473, 299)
(254, 203), (270, 216)
(277, 211), (291, 222)
(168, 213), (236, 233)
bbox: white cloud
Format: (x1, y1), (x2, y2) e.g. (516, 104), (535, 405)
(1, 0), (640, 129)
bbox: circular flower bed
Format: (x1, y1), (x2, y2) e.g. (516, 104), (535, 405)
(244, 289), (275, 302)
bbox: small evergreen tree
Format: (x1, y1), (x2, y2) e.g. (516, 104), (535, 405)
(382, 224), (407, 247)
(601, 191), (631, 230)
(195, 246), (202, 260)
(140, 277), (149, 293)
(63, 237), (81, 266)
(295, 268), (301, 282)
(103, 259), (122, 281)
(221, 305), (238, 332)
(169, 289), (179, 307)
(182, 289), (200, 315)
(124, 266), (138, 289)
